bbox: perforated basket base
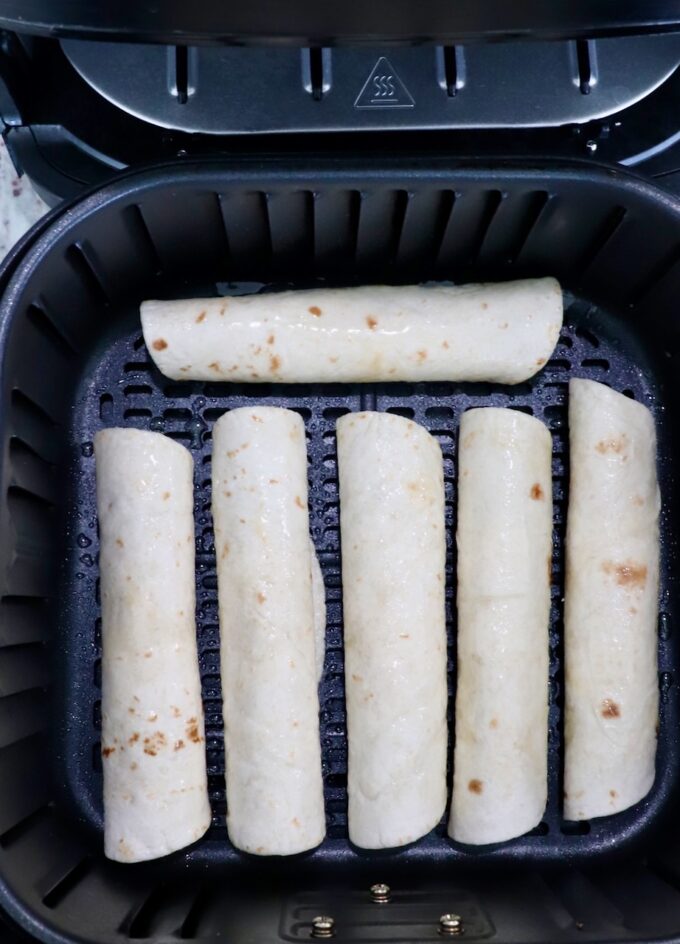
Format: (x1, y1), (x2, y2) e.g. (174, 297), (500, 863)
(58, 288), (676, 868)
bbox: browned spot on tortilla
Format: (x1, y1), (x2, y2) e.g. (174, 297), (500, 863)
(267, 334), (275, 344)
(329, 356), (339, 363)
(224, 490), (232, 498)
(398, 633), (410, 639)
(630, 606), (638, 615)
(220, 543), (230, 560)
(602, 560), (647, 589)
(366, 316), (378, 330)
(351, 674), (363, 683)
(128, 707), (135, 715)
(239, 517), (246, 524)
(170, 706), (181, 718)
(416, 349), (427, 362)
(530, 483), (544, 500)
(208, 361), (220, 372)
(143, 651), (153, 659)
(601, 698), (621, 719)
(195, 311), (206, 323)
(270, 354), (281, 372)
(442, 340), (449, 349)
(250, 372), (259, 379)
(257, 591), (266, 604)
(610, 789), (618, 798)
(489, 718), (498, 729)
(115, 538), (124, 548)
(289, 659), (296, 669)
(152, 338), (167, 351)
(468, 779), (483, 794)
(143, 731), (167, 756)
(253, 346), (262, 355)
(269, 478), (279, 484)
(547, 555), (552, 582)
(251, 414), (263, 423)
(632, 495), (644, 506)
(220, 304), (227, 315)
(162, 491), (171, 500)
(179, 366), (191, 372)
(535, 357), (546, 367)
(102, 746), (115, 758)
(481, 302), (488, 310)
(292, 720), (299, 728)
(295, 495), (304, 509)
(130, 762), (138, 770)
(186, 718), (202, 743)
(596, 435), (628, 455)
(308, 306), (322, 316)
(174, 739), (185, 751)
(499, 322), (509, 329)
(363, 692), (375, 702)
(291, 817), (301, 827)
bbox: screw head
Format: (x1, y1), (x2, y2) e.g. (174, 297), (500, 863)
(439, 913), (464, 936)
(370, 882), (392, 903)
(311, 915), (335, 939)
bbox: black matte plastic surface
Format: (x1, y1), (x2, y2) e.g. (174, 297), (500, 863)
(0, 0), (679, 44)
(1, 160), (680, 943)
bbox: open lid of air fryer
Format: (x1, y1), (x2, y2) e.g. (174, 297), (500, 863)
(1, 0), (680, 205)
(0, 0), (679, 45)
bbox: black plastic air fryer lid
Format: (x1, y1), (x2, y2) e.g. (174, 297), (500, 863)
(1, 0), (680, 45)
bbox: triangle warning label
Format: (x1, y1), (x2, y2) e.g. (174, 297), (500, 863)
(354, 57), (415, 109)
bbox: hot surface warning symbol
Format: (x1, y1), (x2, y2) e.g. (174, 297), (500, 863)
(354, 57), (415, 109)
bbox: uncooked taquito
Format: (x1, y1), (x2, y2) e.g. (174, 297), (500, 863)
(564, 378), (660, 821)
(337, 411), (447, 848)
(449, 407), (552, 845)
(142, 278), (563, 385)
(212, 406), (325, 855)
(95, 428), (211, 863)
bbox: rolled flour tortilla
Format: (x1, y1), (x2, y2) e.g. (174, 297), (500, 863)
(141, 278), (562, 385)
(564, 379), (660, 821)
(449, 408), (552, 845)
(337, 412), (447, 848)
(212, 406), (325, 854)
(95, 428), (211, 863)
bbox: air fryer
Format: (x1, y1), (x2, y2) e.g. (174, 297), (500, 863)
(0, 6), (679, 944)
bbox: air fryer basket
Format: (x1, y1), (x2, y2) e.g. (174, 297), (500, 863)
(1, 159), (680, 944)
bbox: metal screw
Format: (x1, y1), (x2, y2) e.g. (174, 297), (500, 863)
(439, 913), (464, 936)
(586, 140), (598, 153)
(311, 915), (335, 939)
(370, 883), (391, 903)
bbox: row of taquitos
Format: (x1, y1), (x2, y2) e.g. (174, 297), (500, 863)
(95, 376), (659, 861)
